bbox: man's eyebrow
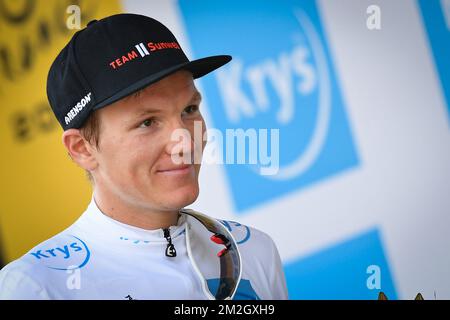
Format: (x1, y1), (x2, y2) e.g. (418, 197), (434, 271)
(128, 91), (202, 123)
(188, 91), (202, 104)
(134, 108), (161, 118)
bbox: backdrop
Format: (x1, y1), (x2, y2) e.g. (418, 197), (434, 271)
(1, 0), (449, 300)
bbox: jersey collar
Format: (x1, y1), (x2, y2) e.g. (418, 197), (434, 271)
(76, 194), (187, 243)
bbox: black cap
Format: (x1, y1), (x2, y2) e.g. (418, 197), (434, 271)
(47, 13), (231, 130)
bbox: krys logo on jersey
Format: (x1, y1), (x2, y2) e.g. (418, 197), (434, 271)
(179, 0), (359, 212)
(28, 235), (90, 270)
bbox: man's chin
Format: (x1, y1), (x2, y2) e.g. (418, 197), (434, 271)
(159, 185), (199, 210)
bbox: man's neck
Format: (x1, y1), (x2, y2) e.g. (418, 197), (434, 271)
(92, 188), (180, 230)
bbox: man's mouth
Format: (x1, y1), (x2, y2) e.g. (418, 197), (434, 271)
(156, 164), (194, 176)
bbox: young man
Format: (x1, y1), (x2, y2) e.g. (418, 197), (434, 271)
(0, 13), (288, 300)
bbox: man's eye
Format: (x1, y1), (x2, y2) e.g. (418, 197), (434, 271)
(182, 105), (199, 116)
(139, 118), (154, 128)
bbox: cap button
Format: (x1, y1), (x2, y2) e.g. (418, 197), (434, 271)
(87, 19), (98, 27)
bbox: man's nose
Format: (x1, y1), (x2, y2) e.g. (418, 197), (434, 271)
(164, 118), (194, 158)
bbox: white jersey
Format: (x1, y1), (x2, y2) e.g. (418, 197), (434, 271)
(0, 196), (288, 300)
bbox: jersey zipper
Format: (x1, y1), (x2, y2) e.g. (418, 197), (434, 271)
(163, 228), (177, 257)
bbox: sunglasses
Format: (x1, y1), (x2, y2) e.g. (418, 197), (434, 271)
(181, 208), (242, 300)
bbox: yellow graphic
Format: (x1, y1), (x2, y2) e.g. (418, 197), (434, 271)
(0, 0), (122, 263)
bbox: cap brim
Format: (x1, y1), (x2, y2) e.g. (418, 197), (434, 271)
(93, 55), (231, 111)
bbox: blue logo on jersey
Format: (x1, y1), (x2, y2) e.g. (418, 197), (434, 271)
(418, 0), (450, 124)
(29, 235), (90, 270)
(119, 236), (151, 244)
(220, 220), (251, 245)
(207, 278), (260, 300)
(179, 0), (359, 212)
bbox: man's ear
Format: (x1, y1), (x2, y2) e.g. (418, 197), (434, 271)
(62, 129), (98, 171)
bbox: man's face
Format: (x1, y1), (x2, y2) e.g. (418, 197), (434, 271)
(91, 70), (206, 212)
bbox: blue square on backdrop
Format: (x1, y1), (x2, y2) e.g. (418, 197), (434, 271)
(179, 0), (359, 213)
(418, 0), (450, 124)
(284, 228), (398, 300)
